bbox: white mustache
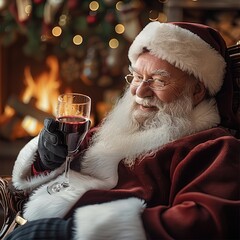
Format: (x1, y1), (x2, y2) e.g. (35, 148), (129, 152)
(135, 96), (160, 108)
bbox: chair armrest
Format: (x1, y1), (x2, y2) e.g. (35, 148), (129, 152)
(0, 176), (28, 238)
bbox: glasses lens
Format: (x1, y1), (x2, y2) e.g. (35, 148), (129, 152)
(151, 80), (165, 90)
(125, 74), (165, 90)
(125, 74), (134, 84)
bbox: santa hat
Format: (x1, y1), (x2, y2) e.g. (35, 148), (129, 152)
(128, 21), (239, 130)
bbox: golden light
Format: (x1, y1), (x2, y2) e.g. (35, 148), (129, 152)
(158, 13), (167, 22)
(115, 24), (125, 34)
(20, 56), (61, 135)
(52, 26), (62, 37)
(73, 35), (83, 45)
(25, 4), (32, 15)
(109, 38), (119, 49)
(149, 10), (167, 22)
(89, 1), (99, 11)
(1, 56), (72, 138)
(116, 1), (123, 11)
(149, 10), (159, 21)
(22, 117), (38, 135)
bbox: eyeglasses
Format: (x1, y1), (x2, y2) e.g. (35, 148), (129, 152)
(125, 74), (169, 90)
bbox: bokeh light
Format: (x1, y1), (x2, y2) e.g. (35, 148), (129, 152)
(89, 1), (99, 11)
(149, 10), (167, 22)
(73, 35), (83, 45)
(109, 38), (119, 48)
(52, 26), (62, 37)
(116, 1), (123, 11)
(115, 24), (125, 34)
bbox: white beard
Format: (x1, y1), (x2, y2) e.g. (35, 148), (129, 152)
(82, 88), (206, 169)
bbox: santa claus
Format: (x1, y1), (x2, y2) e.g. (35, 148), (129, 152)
(5, 21), (240, 240)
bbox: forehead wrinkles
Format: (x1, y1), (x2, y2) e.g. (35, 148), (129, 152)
(129, 65), (171, 77)
(153, 69), (171, 77)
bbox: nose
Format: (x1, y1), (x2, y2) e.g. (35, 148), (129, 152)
(135, 81), (154, 98)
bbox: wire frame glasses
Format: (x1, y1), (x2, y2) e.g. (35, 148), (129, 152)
(125, 74), (166, 90)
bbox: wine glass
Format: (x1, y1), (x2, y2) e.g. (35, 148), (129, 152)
(47, 93), (91, 194)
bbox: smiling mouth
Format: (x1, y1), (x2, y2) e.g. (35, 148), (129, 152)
(138, 103), (158, 111)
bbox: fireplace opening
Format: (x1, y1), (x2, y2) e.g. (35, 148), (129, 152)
(0, 36), (126, 175)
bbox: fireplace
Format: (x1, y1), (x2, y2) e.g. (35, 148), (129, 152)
(0, 36), (125, 175)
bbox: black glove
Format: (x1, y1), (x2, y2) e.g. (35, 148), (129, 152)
(4, 218), (72, 240)
(38, 118), (68, 170)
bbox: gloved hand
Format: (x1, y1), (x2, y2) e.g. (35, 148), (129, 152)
(4, 218), (72, 240)
(38, 118), (68, 170)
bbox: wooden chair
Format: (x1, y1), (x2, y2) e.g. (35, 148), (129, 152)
(0, 177), (28, 239)
(0, 42), (239, 238)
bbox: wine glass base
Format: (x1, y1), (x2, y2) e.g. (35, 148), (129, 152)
(47, 181), (74, 195)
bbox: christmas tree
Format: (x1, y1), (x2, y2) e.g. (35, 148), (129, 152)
(0, 0), (163, 58)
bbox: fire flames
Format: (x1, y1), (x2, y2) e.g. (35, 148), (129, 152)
(21, 56), (60, 135)
(22, 56), (60, 115)
(0, 55), (67, 139)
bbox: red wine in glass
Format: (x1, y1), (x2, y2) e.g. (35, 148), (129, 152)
(58, 116), (90, 153)
(47, 116), (90, 194)
(47, 93), (91, 194)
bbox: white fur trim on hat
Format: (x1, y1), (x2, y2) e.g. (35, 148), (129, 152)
(128, 21), (226, 95)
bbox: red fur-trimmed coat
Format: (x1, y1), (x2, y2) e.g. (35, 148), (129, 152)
(12, 127), (240, 239)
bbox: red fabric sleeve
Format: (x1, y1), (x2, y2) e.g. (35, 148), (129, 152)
(142, 135), (240, 239)
(31, 163), (50, 176)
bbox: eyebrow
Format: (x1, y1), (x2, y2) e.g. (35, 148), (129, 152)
(129, 65), (171, 77)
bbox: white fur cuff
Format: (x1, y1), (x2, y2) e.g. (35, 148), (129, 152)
(73, 198), (147, 240)
(12, 135), (64, 192)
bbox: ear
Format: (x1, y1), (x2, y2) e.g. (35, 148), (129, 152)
(193, 81), (206, 106)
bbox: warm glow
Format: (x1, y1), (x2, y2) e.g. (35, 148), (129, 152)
(149, 10), (159, 21)
(149, 10), (167, 22)
(109, 38), (119, 48)
(115, 24), (125, 34)
(1, 56), (71, 138)
(3, 105), (14, 117)
(73, 35), (83, 45)
(21, 56), (62, 135)
(116, 1), (123, 11)
(25, 4), (32, 15)
(89, 1), (99, 11)
(52, 26), (62, 37)
(22, 116), (39, 134)
(158, 13), (167, 22)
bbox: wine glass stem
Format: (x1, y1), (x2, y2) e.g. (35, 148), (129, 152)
(62, 155), (72, 188)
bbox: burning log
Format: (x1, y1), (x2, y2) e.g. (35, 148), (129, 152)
(7, 95), (54, 123)
(0, 95), (55, 140)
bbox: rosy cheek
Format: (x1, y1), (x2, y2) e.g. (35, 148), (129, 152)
(157, 84), (185, 102)
(154, 89), (179, 103)
(154, 92), (171, 103)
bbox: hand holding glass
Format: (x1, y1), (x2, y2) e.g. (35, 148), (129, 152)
(47, 93), (91, 194)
